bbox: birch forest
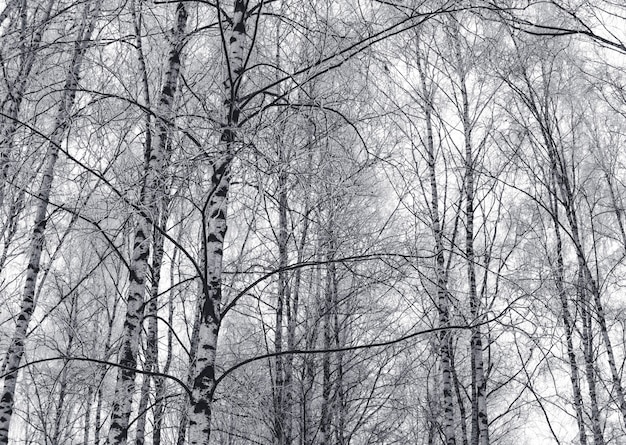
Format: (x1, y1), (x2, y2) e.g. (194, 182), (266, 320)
(1, 0), (626, 444)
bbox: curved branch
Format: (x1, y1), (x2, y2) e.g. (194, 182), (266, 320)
(1, 356), (192, 396)
(213, 308), (512, 396)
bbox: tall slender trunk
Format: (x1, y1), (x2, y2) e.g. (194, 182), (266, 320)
(274, 163), (289, 445)
(603, 170), (626, 250)
(0, 3), (101, 442)
(95, 296), (120, 445)
(416, 34), (456, 445)
(542, 109), (626, 433)
(153, 232), (179, 445)
(332, 274), (345, 445)
(320, 209), (339, 445)
(135, 203), (168, 445)
(287, 198), (309, 445)
(448, 18), (489, 445)
(51, 296), (78, 445)
(274, 6), (294, 441)
(466, 117), (489, 445)
(320, 234), (336, 445)
(450, 344), (469, 445)
(84, 385), (93, 445)
(301, 221), (322, 445)
(177, 296), (202, 445)
(578, 266), (603, 445)
(106, 4), (186, 444)
(426, 370), (437, 445)
(273, 8), (288, 442)
(133, 2), (156, 441)
(0, 0), (53, 213)
(0, 188), (26, 276)
(517, 60), (626, 430)
(187, 2), (248, 443)
(544, 122), (604, 442)
(548, 175), (588, 445)
(536, 102), (605, 442)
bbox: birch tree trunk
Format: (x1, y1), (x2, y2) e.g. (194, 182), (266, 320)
(135, 203), (168, 445)
(415, 34), (456, 445)
(539, 90), (626, 433)
(51, 295), (78, 445)
(132, 2), (155, 441)
(578, 267), (603, 445)
(546, 134), (604, 442)
(187, 1), (247, 443)
(106, 4), (187, 444)
(95, 296), (120, 445)
(511, 51), (626, 432)
(0, 2), (101, 442)
(548, 175), (588, 445)
(301, 250), (322, 445)
(0, 0), (53, 213)
(132, 3), (172, 439)
(84, 385), (93, 445)
(153, 231), (179, 445)
(177, 297), (202, 445)
(0, 1), (49, 277)
(320, 238), (336, 445)
(448, 18), (489, 445)
(451, 346), (469, 445)
(332, 271), (345, 445)
(274, 162), (289, 445)
(287, 196), (309, 445)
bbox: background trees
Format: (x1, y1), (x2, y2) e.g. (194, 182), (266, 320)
(0, 0), (625, 444)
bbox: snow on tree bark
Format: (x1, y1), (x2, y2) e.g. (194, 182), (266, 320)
(538, 83), (626, 435)
(415, 35), (457, 445)
(187, 1), (247, 443)
(320, 223), (337, 445)
(578, 267), (604, 445)
(135, 204), (168, 445)
(0, 0), (54, 215)
(106, 4), (187, 444)
(274, 162), (289, 445)
(0, 2), (102, 442)
(548, 175), (588, 445)
(447, 16), (489, 445)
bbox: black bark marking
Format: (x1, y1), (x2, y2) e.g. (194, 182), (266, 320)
(193, 399), (209, 414)
(207, 233), (220, 244)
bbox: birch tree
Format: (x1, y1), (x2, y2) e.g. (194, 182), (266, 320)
(0, 2), (102, 442)
(0, 2), (624, 444)
(106, 3), (187, 443)
(413, 30), (458, 445)
(187, 0), (248, 441)
(0, 0), (53, 258)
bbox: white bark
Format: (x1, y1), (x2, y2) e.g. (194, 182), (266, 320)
(447, 17), (489, 445)
(320, 229), (336, 445)
(0, 0), (53, 267)
(538, 81), (625, 439)
(274, 164), (289, 445)
(106, 4), (187, 444)
(135, 205), (168, 445)
(153, 233), (178, 445)
(415, 34), (457, 445)
(187, 1), (247, 443)
(0, 2), (101, 442)
(548, 176), (588, 445)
